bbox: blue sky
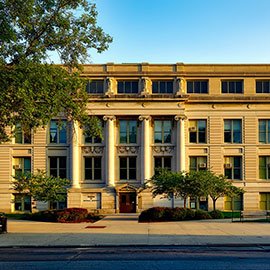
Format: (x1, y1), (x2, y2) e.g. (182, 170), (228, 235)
(88, 0), (270, 64)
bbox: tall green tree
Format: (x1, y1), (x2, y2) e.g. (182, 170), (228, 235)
(0, 0), (112, 142)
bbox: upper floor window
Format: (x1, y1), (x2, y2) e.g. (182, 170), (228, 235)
(224, 156), (242, 180)
(259, 156), (270, 180)
(189, 120), (207, 143)
(119, 157), (137, 180)
(85, 157), (102, 181)
(152, 80), (173, 94)
(49, 157), (67, 179)
(256, 80), (270, 93)
(189, 156), (207, 171)
(119, 120), (137, 144)
(86, 80), (104, 94)
(13, 157), (31, 176)
(49, 120), (67, 144)
(187, 80), (208, 94)
(15, 124), (31, 144)
(259, 120), (270, 143)
(117, 81), (139, 94)
(154, 120), (172, 144)
(224, 119), (242, 143)
(221, 80), (243, 94)
(154, 156), (172, 171)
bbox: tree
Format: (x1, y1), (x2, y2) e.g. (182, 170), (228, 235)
(12, 170), (70, 210)
(0, 0), (112, 142)
(149, 169), (184, 208)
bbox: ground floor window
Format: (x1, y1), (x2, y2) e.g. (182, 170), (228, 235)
(50, 197), (67, 210)
(259, 156), (270, 180)
(119, 157), (137, 180)
(14, 194), (31, 211)
(224, 194), (243, 211)
(260, 193), (270, 210)
(154, 156), (172, 171)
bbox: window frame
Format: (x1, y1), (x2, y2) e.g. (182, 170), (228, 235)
(154, 120), (172, 144)
(224, 194), (243, 211)
(187, 80), (208, 94)
(117, 81), (139, 94)
(14, 124), (31, 144)
(224, 119), (242, 144)
(259, 156), (270, 180)
(260, 193), (270, 210)
(86, 80), (104, 94)
(221, 80), (243, 94)
(224, 156), (242, 180)
(49, 120), (67, 144)
(259, 119), (270, 144)
(49, 156), (67, 179)
(189, 156), (207, 171)
(119, 156), (137, 181)
(154, 156), (172, 171)
(189, 119), (207, 144)
(13, 157), (31, 177)
(119, 119), (137, 144)
(152, 80), (174, 94)
(256, 80), (270, 94)
(84, 156), (102, 181)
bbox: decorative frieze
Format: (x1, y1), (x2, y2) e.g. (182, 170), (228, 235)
(117, 146), (139, 154)
(152, 146), (174, 154)
(83, 146), (104, 155)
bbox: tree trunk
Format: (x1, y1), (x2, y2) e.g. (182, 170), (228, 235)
(171, 193), (175, 208)
(213, 198), (217, 211)
(183, 197), (187, 208)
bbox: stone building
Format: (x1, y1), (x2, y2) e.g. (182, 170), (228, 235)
(1, 63), (270, 213)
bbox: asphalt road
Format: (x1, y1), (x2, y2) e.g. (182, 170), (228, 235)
(0, 246), (269, 270)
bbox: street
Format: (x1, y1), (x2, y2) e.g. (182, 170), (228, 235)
(0, 246), (269, 270)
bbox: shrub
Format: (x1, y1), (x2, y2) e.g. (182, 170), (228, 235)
(185, 208), (196, 220)
(170, 207), (187, 221)
(29, 210), (60, 222)
(56, 208), (88, 223)
(210, 210), (224, 219)
(138, 207), (166, 222)
(194, 209), (212, 220)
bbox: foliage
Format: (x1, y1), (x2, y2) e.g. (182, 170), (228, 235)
(12, 170), (70, 206)
(56, 207), (88, 223)
(194, 209), (212, 220)
(209, 210), (224, 219)
(0, 0), (112, 142)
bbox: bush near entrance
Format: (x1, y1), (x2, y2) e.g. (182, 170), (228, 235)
(7, 208), (103, 223)
(138, 207), (227, 222)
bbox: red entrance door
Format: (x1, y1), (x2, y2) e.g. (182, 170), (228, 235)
(119, 193), (136, 213)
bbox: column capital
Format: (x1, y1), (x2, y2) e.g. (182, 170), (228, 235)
(174, 115), (187, 121)
(103, 115), (116, 121)
(138, 115), (151, 121)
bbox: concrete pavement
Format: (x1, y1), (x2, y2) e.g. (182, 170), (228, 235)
(1, 214), (270, 247)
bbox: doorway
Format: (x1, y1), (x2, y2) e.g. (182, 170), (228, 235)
(119, 192), (136, 213)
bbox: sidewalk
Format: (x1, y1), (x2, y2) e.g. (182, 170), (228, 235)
(1, 214), (270, 247)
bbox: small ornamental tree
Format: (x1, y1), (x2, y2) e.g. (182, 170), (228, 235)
(13, 170), (70, 210)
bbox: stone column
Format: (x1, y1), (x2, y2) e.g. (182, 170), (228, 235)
(71, 121), (80, 188)
(175, 115), (187, 172)
(103, 115), (116, 186)
(139, 115), (152, 184)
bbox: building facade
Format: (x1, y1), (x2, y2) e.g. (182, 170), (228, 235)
(1, 63), (270, 213)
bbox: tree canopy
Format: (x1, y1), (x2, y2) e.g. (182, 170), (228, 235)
(0, 0), (112, 142)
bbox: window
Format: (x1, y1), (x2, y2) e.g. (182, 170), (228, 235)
(86, 80), (104, 94)
(119, 120), (137, 144)
(152, 80), (173, 94)
(224, 120), (242, 143)
(49, 157), (67, 178)
(256, 80), (270, 93)
(224, 156), (242, 180)
(13, 157), (31, 176)
(221, 80), (243, 94)
(119, 157), (137, 180)
(224, 194), (243, 211)
(259, 120), (270, 143)
(14, 194), (31, 211)
(187, 80), (208, 94)
(118, 81), (139, 94)
(154, 157), (172, 171)
(85, 157), (102, 180)
(189, 157), (207, 171)
(49, 120), (67, 144)
(189, 120), (207, 143)
(260, 193), (270, 210)
(15, 124), (31, 144)
(154, 120), (172, 143)
(259, 156), (270, 180)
